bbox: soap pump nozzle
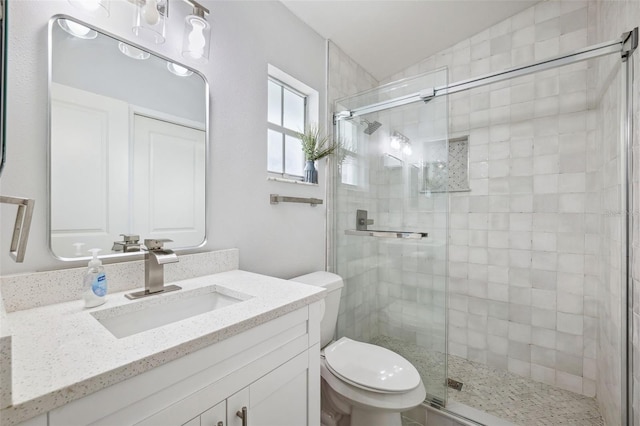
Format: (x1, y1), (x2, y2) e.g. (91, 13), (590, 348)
(88, 248), (102, 268)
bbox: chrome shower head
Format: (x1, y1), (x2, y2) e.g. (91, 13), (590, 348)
(363, 119), (382, 135)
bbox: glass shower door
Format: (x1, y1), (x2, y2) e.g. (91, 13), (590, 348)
(333, 69), (449, 404)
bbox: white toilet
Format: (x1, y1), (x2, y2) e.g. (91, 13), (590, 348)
(291, 272), (426, 426)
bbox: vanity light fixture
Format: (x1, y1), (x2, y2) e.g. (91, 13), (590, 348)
(57, 19), (98, 40)
(133, 0), (168, 44)
(167, 62), (194, 77)
(182, 0), (211, 63)
(118, 42), (151, 60)
(67, 0), (110, 17)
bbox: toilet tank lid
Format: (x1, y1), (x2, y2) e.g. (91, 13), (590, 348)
(290, 271), (344, 292)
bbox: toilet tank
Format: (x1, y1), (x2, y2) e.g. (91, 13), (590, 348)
(290, 271), (344, 348)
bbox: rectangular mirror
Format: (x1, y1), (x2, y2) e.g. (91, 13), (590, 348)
(49, 16), (208, 260)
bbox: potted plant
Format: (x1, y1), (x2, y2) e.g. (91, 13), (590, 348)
(298, 124), (338, 184)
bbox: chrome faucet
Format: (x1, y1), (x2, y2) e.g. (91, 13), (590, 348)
(112, 234), (142, 252)
(125, 238), (181, 300)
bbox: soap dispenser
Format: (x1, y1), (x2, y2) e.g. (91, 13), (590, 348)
(83, 248), (108, 308)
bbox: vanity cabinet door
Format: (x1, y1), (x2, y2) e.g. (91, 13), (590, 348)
(248, 351), (310, 426)
(200, 401), (226, 426)
(226, 387), (249, 426)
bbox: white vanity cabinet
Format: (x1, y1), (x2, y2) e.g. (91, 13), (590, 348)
(43, 302), (322, 426)
(175, 349), (309, 426)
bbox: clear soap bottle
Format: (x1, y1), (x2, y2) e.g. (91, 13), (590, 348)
(83, 248), (108, 308)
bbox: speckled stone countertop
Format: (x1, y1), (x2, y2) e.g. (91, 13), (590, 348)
(0, 270), (325, 426)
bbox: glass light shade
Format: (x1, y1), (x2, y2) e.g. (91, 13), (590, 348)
(167, 62), (194, 77)
(182, 15), (211, 63)
(390, 136), (401, 150)
(132, 0), (167, 44)
(57, 19), (98, 40)
(118, 42), (151, 60)
(68, 0), (110, 17)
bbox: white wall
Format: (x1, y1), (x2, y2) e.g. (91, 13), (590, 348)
(0, 0), (327, 278)
(207, 1), (327, 278)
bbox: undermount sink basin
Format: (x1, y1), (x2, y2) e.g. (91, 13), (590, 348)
(92, 286), (249, 339)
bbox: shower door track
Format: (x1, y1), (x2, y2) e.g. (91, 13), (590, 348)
(334, 28), (637, 120)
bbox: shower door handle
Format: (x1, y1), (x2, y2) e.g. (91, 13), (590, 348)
(345, 229), (428, 239)
(356, 209), (374, 230)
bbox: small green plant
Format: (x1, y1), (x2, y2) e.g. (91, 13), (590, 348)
(297, 124), (338, 161)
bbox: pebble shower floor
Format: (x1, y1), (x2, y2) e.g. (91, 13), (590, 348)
(371, 336), (604, 426)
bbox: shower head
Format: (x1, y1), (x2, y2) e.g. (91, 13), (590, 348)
(362, 119), (382, 135)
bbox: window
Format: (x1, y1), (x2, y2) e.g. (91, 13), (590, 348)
(267, 65), (319, 181)
(267, 78), (307, 178)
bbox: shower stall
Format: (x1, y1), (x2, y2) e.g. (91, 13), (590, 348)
(331, 27), (637, 426)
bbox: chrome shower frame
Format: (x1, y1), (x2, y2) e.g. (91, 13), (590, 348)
(621, 27), (637, 426)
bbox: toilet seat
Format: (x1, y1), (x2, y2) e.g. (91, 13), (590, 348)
(323, 337), (421, 393)
(320, 359), (427, 413)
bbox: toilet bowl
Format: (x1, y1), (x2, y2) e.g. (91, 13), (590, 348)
(290, 272), (426, 426)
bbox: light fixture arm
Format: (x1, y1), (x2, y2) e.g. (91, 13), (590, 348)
(183, 0), (209, 17)
(127, 0), (169, 17)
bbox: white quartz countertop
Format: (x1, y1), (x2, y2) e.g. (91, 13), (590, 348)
(1, 270), (325, 425)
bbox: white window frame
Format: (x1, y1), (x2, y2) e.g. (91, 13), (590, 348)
(267, 64), (319, 181)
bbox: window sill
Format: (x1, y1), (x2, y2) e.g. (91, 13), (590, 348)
(267, 176), (318, 186)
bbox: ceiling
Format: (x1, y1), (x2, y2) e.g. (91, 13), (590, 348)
(281, 0), (539, 81)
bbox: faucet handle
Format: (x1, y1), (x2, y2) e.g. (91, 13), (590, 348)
(144, 238), (173, 250)
(120, 234), (140, 243)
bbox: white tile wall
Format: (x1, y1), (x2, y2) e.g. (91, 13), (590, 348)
(378, 0), (600, 397)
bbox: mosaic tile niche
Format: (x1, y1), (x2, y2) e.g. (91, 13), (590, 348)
(422, 137), (470, 193)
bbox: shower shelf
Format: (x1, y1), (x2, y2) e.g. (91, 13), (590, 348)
(345, 230), (428, 239)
